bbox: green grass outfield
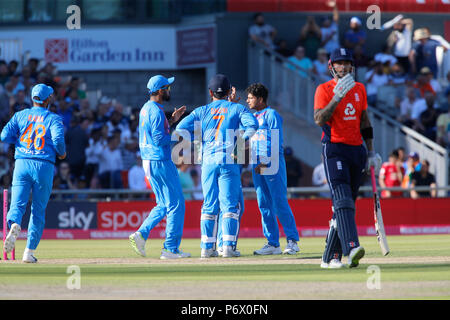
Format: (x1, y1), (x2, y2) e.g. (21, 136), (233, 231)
(1, 235), (450, 300)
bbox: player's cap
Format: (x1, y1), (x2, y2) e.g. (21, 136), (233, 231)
(330, 48), (354, 64)
(208, 74), (231, 93)
(408, 152), (419, 159)
(350, 16), (362, 26)
(31, 83), (54, 104)
(147, 75), (175, 94)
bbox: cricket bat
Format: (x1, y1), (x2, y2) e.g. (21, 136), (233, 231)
(370, 166), (390, 256)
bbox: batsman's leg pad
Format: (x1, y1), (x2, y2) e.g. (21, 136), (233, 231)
(322, 218), (342, 263)
(333, 184), (359, 256)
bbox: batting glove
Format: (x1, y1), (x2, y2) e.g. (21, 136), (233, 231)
(367, 151), (382, 174)
(333, 74), (355, 102)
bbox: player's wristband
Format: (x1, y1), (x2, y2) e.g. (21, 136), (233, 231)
(361, 126), (373, 140)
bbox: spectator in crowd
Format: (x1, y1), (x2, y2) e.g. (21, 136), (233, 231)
(365, 61), (389, 107)
(10, 89), (31, 115)
(385, 16), (413, 74)
(98, 135), (124, 189)
(75, 175), (89, 200)
(107, 109), (128, 137)
(418, 93), (440, 141)
(410, 160), (437, 199)
(7, 60), (18, 76)
(4, 73), (25, 98)
(298, 16), (322, 61)
(401, 152), (421, 188)
(95, 96), (113, 125)
(397, 86), (418, 127)
(128, 152), (147, 191)
(0, 84), (10, 122)
(189, 168), (203, 200)
(84, 126), (105, 187)
(177, 157), (194, 201)
(343, 16), (366, 53)
(27, 58), (40, 80)
(414, 67), (436, 98)
(320, 0), (340, 55)
(396, 147), (407, 171)
(65, 116), (89, 179)
(275, 39), (293, 58)
(284, 146), (302, 187)
(312, 158), (330, 198)
(286, 46), (315, 78)
(57, 97), (74, 131)
(55, 161), (77, 198)
(388, 62), (407, 87)
(374, 44), (398, 69)
(436, 91), (450, 147)
(411, 91), (439, 134)
(248, 12), (277, 50)
(121, 137), (139, 170)
(352, 44), (370, 69)
(409, 28), (446, 78)
(0, 61), (9, 86)
(378, 150), (404, 198)
(314, 48), (332, 84)
(423, 67), (442, 96)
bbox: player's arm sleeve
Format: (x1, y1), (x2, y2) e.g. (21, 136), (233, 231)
(239, 107), (259, 140)
(175, 110), (197, 140)
(360, 84), (368, 110)
(50, 115), (66, 156)
(314, 84), (329, 110)
(150, 111), (171, 147)
(0, 114), (19, 144)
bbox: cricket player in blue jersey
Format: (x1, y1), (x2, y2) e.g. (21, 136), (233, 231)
(1, 84), (66, 263)
(176, 74), (258, 258)
(246, 83), (300, 255)
(129, 75), (191, 260)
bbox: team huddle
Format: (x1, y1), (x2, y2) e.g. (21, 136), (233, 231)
(1, 48), (381, 268)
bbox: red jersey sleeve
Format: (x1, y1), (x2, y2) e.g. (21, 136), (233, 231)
(314, 83), (332, 110)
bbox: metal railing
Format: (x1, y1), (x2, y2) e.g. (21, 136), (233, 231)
(247, 41), (317, 124)
(368, 107), (449, 194)
(44, 186), (450, 201)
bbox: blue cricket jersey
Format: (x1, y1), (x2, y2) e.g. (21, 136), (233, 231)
(251, 107), (284, 161)
(1, 106), (66, 164)
(139, 100), (171, 161)
(176, 100), (258, 164)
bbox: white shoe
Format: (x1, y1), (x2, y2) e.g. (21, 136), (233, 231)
(160, 249), (191, 260)
(201, 248), (218, 258)
(283, 240), (300, 255)
(220, 246), (241, 258)
(4, 223), (21, 253)
(129, 232), (146, 257)
(22, 248), (38, 263)
(320, 259), (344, 269)
(348, 246), (365, 268)
(253, 243), (282, 255)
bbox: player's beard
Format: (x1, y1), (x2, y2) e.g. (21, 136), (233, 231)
(162, 90), (171, 102)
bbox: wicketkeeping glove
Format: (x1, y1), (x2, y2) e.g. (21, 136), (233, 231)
(333, 74), (355, 102)
(367, 151), (382, 174)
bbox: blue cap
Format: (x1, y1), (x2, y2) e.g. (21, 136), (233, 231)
(330, 48), (354, 64)
(31, 83), (54, 104)
(208, 74), (231, 93)
(147, 75), (174, 94)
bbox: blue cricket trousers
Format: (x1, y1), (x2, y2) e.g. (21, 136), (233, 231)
(7, 158), (54, 250)
(138, 159), (185, 253)
(252, 157), (299, 247)
(200, 163), (241, 249)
